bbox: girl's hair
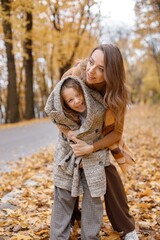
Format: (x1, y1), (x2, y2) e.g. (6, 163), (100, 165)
(60, 78), (84, 125)
(89, 44), (128, 126)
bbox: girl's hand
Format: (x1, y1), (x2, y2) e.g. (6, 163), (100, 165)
(70, 136), (93, 156)
(67, 130), (79, 140)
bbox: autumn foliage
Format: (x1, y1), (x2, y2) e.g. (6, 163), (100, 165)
(0, 104), (159, 239)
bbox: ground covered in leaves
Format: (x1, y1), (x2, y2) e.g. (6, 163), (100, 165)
(0, 104), (159, 240)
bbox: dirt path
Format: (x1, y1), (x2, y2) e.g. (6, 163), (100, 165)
(0, 119), (58, 171)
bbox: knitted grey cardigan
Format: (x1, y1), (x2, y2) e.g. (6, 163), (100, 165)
(45, 76), (110, 197)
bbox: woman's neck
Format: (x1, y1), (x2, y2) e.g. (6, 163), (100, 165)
(85, 81), (106, 96)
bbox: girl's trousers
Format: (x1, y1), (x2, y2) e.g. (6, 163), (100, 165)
(50, 170), (103, 240)
(72, 164), (135, 235)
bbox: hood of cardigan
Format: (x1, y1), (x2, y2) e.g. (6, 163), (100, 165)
(45, 76), (104, 134)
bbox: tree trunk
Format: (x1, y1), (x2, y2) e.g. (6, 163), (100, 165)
(49, 44), (54, 89)
(24, 11), (35, 119)
(151, 43), (160, 85)
(1, 0), (20, 123)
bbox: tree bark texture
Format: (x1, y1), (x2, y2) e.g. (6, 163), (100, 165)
(24, 11), (35, 119)
(1, 0), (20, 123)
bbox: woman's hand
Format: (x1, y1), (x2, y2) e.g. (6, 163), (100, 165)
(70, 136), (93, 157)
(67, 130), (79, 140)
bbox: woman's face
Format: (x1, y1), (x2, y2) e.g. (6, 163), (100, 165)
(86, 49), (105, 84)
(62, 88), (86, 113)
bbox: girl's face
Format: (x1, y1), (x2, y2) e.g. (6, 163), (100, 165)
(62, 88), (86, 113)
(86, 49), (105, 84)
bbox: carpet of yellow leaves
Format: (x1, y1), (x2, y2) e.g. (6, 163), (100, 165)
(0, 104), (159, 239)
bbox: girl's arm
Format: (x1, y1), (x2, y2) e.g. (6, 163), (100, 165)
(56, 124), (70, 136)
(57, 124), (79, 140)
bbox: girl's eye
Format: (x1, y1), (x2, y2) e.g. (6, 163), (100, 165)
(68, 99), (73, 103)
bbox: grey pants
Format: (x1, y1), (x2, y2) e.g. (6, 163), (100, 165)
(50, 171), (103, 240)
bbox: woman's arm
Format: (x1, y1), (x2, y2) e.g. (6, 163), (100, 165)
(70, 127), (122, 156)
(62, 59), (87, 80)
(93, 124), (123, 151)
(70, 115), (124, 156)
(93, 109), (124, 151)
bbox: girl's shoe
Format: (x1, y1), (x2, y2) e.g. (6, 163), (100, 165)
(124, 230), (139, 240)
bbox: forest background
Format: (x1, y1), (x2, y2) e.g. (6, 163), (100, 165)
(0, 1), (160, 239)
(0, 0), (160, 124)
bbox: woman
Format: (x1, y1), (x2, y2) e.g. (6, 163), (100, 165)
(63, 44), (139, 240)
(45, 76), (110, 239)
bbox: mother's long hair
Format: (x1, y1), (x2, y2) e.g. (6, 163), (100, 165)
(90, 44), (128, 126)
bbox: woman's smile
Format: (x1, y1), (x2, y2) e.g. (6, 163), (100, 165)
(86, 49), (105, 84)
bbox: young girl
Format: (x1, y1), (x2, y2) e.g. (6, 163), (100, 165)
(45, 76), (110, 240)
